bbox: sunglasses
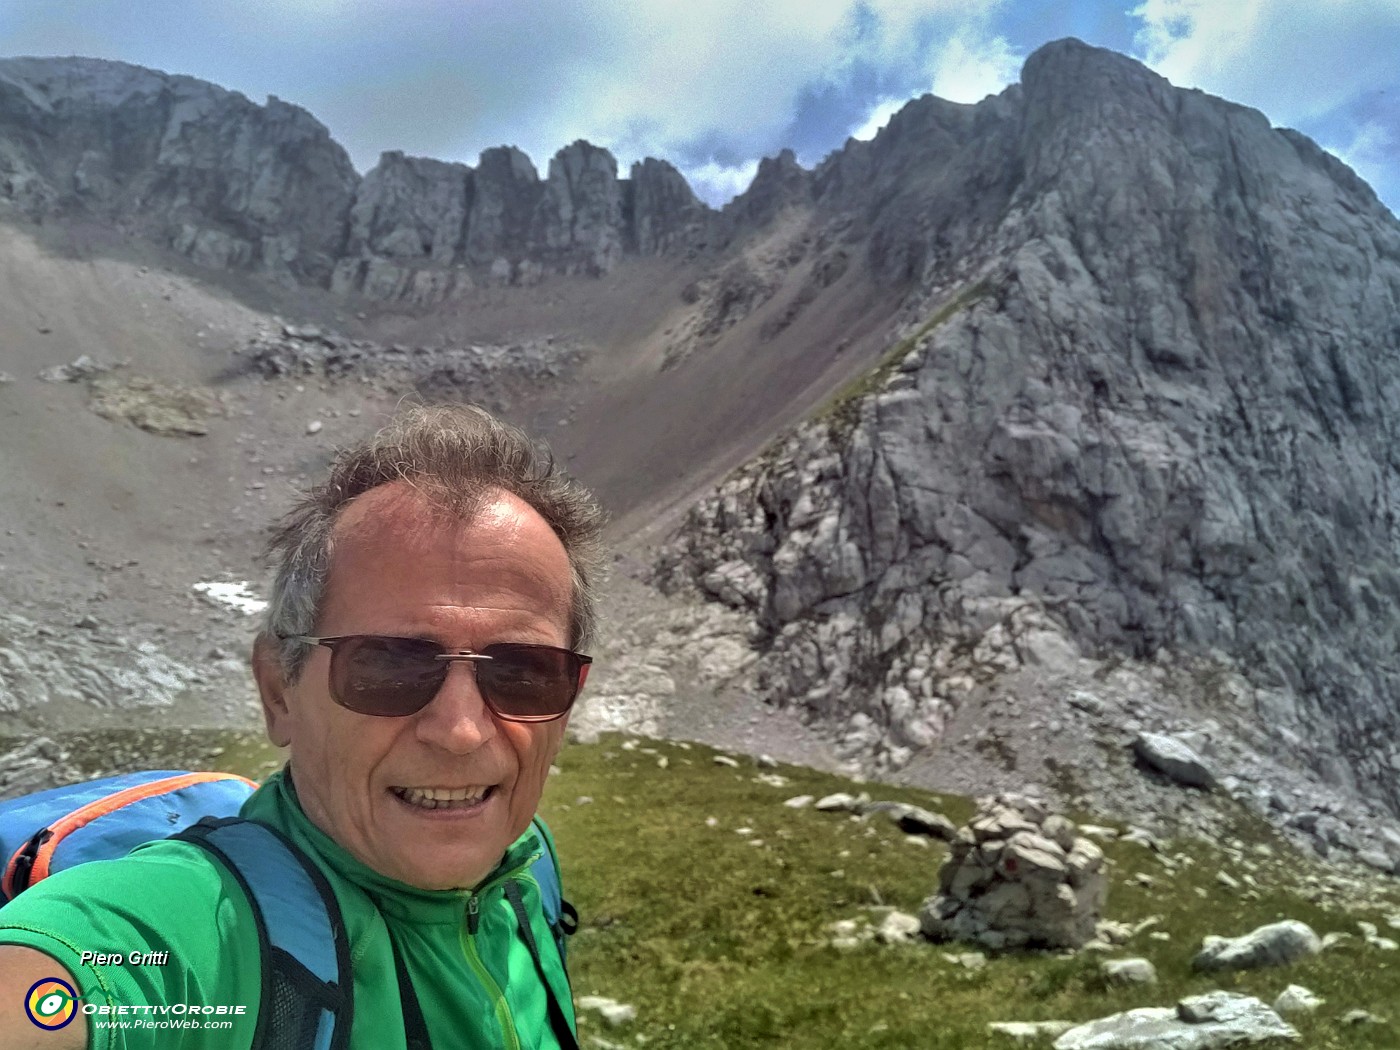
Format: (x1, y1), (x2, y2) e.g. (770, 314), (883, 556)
(283, 635), (591, 722)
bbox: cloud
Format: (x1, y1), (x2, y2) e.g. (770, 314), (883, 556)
(1128, 0), (1400, 213)
(928, 28), (1022, 103)
(524, 0), (1026, 204)
(1328, 120), (1394, 192)
(1130, 0), (1400, 125)
(687, 159), (763, 207)
(852, 98), (907, 141)
(849, 19), (1021, 145)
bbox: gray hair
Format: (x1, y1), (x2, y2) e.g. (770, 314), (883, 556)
(261, 403), (607, 680)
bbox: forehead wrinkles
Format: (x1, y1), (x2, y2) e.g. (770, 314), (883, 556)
(322, 481), (571, 621)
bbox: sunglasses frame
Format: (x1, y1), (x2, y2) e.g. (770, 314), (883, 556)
(283, 634), (591, 723)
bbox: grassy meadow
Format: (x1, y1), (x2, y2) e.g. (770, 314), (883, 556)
(22, 727), (1400, 1048)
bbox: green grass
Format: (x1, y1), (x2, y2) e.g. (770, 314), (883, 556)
(542, 735), (1398, 1050)
(22, 728), (1399, 1049)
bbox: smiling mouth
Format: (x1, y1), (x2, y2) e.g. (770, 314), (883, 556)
(391, 785), (495, 810)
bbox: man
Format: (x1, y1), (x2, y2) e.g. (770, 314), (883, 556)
(0, 403), (606, 1048)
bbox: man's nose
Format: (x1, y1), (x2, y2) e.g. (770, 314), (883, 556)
(414, 661), (497, 753)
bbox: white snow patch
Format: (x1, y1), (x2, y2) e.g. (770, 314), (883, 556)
(194, 581), (268, 616)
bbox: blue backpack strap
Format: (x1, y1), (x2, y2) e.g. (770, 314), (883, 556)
(176, 817), (352, 1050)
(528, 816), (578, 962)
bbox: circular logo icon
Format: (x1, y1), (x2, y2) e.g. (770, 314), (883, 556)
(25, 978), (79, 1030)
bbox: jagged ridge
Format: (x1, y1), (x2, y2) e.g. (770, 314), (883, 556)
(0, 55), (710, 298)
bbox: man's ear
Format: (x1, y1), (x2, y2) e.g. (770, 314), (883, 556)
(252, 634), (294, 748)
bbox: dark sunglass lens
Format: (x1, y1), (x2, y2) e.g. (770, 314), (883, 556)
(333, 636), (445, 716)
(477, 644), (579, 719)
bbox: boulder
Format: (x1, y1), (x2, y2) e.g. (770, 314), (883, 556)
(1191, 921), (1322, 973)
(1054, 992), (1298, 1049)
(1133, 733), (1216, 790)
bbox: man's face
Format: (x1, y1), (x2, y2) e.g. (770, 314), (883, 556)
(255, 482), (575, 890)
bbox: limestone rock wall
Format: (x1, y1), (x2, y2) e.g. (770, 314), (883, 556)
(0, 56), (358, 284)
(659, 41), (1400, 816)
(627, 157), (708, 255)
(0, 58), (718, 298)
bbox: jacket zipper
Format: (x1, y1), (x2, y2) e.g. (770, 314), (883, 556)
(458, 848), (543, 1050)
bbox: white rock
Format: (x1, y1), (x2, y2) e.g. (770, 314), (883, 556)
(1192, 921), (1321, 972)
(876, 911), (921, 944)
(1077, 824), (1120, 841)
(576, 996), (636, 1027)
(988, 1020), (1074, 1043)
(1053, 992), (1297, 1050)
(1342, 1009), (1382, 1025)
(1273, 985), (1324, 1015)
(1102, 958), (1157, 985)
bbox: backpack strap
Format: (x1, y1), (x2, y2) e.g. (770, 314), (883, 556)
(387, 930), (433, 1050)
(176, 817), (352, 1050)
(528, 816), (579, 963)
(503, 880), (580, 1050)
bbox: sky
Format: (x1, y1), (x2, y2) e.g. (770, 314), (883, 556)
(1, 1), (1397, 215)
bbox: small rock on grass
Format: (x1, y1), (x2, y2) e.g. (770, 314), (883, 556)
(941, 951), (987, 970)
(1343, 1009), (1383, 1025)
(876, 911), (921, 944)
(576, 996), (636, 1027)
(988, 1021), (1073, 1044)
(1273, 985), (1323, 1015)
(894, 804), (957, 840)
(1102, 958), (1157, 985)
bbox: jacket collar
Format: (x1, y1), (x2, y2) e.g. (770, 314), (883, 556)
(245, 767), (541, 924)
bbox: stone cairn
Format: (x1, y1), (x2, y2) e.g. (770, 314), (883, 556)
(919, 794), (1108, 950)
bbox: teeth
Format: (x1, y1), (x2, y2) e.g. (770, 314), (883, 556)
(394, 786), (490, 809)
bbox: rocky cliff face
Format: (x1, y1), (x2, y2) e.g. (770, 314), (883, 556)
(0, 57), (713, 300)
(0, 56), (359, 284)
(659, 40), (1400, 818)
(333, 141), (706, 300)
(6, 41), (1400, 841)
(627, 157), (709, 255)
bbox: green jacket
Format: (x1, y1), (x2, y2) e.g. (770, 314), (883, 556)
(0, 769), (577, 1049)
